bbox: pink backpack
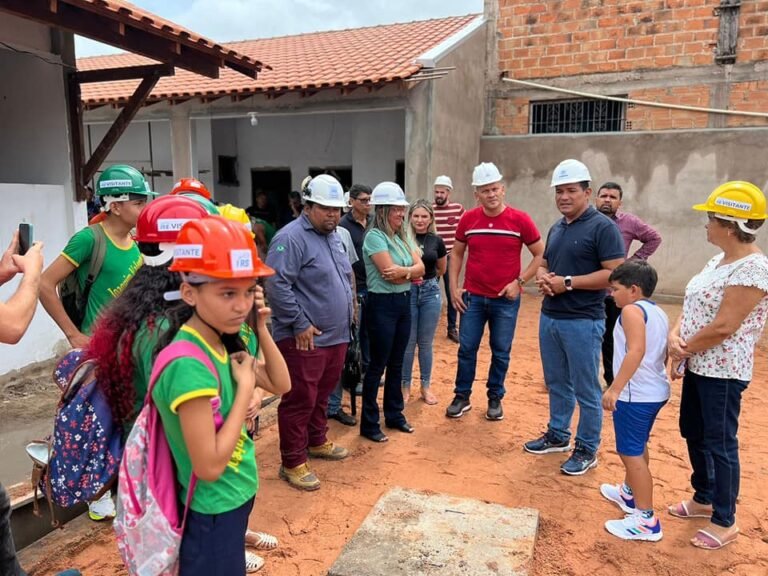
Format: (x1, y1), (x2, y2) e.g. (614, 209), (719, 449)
(114, 341), (223, 576)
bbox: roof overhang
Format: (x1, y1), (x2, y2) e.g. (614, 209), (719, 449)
(415, 15), (485, 68)
(0, 0), (265, 79)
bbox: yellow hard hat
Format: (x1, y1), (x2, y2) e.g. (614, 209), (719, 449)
(693, 181), (767, 222)
(219, 203), (254, 236)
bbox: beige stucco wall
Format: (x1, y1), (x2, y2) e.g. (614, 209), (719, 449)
(480, 129), (768, 296)
(406, 22), (487, 202)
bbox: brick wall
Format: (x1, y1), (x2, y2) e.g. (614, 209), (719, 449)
(493, 0), (768, 134)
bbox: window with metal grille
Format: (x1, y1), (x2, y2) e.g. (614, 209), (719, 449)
(530, 97), (627, 134)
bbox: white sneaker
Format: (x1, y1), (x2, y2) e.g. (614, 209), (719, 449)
(600, 483), (636, 514)
(88, 490), (116, 521)
(605, 513), (663, 542)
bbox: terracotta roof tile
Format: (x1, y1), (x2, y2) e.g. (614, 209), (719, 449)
(78, 14), (479, 106)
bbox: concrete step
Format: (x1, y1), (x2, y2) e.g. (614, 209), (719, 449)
(329, 487), (539, 576)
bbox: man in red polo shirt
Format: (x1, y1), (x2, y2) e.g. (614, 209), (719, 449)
(446, 162), (544, 421)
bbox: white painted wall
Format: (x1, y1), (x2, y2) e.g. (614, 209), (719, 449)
(86, 118), (215, 195)
(0, 185), (82, 374)
(211, 110), (406, 207)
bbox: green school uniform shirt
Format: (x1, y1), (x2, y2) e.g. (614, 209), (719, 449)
(61, 224), (143, 334)
(132, 320), (259, 419)
(363, 228), (414, 294)
(151, 325), (259, 514)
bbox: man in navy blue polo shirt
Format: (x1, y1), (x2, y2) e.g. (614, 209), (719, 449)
(524, 159), (625, 476)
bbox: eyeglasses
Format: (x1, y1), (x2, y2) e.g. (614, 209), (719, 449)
(354, 197), (371, 204)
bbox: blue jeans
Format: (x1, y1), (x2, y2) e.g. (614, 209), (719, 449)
(539, 313), (605, 455)
(453, 292), (521, 401)
(443, 255), (457, 331)
(360, 291), (411, 435)
(679, 371), (748, 528)
(402, 279), (442, 390)
(328, 290), (368, 415)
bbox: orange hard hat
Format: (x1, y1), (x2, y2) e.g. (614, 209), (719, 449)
(170, 178), (212, 200)
(135, 195), (210, 244)
(169, 215), (274, 279)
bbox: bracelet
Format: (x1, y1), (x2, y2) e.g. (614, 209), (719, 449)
(517, 277), (526, 286)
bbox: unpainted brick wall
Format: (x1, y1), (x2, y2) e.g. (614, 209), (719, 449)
(495, 0), (768, 134)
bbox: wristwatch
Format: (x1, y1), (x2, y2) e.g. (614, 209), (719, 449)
(405, 267), (412, 280)
(517, 277), (526, 287)
(564, 275), (573, 291)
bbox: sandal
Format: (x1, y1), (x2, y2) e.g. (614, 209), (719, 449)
(245, 551), (265, 573)
(420, 390), (438, 405)
(245, 530), (279, 550)
(668, 500), (712, 519)
(691, 527), (739, 550)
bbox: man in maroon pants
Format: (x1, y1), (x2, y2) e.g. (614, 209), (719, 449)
(265, 175), (354, 491)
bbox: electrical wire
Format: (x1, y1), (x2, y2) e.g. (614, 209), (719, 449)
(501, 76), (768, 119)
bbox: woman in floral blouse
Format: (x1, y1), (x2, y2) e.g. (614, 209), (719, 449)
(668, 181), (768, 550)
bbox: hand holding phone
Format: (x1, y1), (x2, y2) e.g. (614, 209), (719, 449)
(18, 223), (33, 256)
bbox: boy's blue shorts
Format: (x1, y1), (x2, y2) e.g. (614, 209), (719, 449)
(613, 400), (667, 457)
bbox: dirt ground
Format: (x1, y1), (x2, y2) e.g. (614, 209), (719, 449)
(18, 295), (768, 576)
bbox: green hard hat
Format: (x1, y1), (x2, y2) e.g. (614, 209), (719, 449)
(96, 164), (157, 197)
(179, 192), (220, 215)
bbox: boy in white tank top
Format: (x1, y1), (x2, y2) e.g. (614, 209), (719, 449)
(599, 260), (670, 542)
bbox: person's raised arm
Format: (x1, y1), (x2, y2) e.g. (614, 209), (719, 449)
(0, 242), (44, 344)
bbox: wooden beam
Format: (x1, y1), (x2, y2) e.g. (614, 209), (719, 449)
(82, 72), (161, 183)
(65, 73), (87, 202)
(0, 0), (221, 78)
(75, 63), (174, 84)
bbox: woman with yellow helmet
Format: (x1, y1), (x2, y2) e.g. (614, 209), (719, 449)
(668, 181), (768, 550)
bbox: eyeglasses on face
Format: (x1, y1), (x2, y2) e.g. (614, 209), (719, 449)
(354, 197), (371, 204)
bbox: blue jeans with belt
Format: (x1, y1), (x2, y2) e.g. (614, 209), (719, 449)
(539, 313), (605, 455)
(453, 292), (521, 401)
(402, 278), (442, 391)
(679, 371), (748, 528)
(360, 291), (411, 436)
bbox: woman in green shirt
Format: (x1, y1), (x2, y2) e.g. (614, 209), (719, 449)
(359, 182), (425, 443)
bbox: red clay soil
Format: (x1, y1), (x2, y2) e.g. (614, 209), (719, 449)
(28, 295), (768, 576)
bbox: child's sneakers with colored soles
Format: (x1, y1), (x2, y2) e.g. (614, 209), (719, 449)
(600, 483), (637, 514)
(279, 463), (321, 491)
(605, 513), (663, 542)
(308, 441), (349, 460)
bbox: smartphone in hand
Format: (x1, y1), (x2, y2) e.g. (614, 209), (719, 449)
(18, 223), (33, 256)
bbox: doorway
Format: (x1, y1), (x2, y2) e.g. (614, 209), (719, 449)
(251, 168), (291, 227)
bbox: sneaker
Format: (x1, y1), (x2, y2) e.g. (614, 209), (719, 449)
(523, 431), (571, 455)
(605, 513), (663, 542)
(486, 399), (503, 421)
(308, 441), (349, 460)
(328, 409), (357, 426)
(279, 463), (321, 491)
(445, 396), (471, 418)
(600, 483), (636, 514)
(88, 490), (115, 521)
(447, 328), (459, 343)
(560, 447), (598, 476)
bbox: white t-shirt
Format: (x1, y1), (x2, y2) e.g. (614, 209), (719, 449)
(681, 252), (768, 381)
(613, 299), (671, 403)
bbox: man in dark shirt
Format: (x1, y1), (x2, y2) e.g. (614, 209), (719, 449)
(525, 159), (625, 476)
(339, 184), (372, 378)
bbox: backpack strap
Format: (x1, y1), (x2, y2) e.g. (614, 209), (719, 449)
(80, 224), (107, 311)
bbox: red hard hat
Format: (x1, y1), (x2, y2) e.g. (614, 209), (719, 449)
(169, 215), (274, 279)
(170, 178), (212, 200)
(134, 195), (210, 244)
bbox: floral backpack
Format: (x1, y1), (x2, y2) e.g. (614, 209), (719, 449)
(30, 348), (124, 526)
(114, 340), (222, 576)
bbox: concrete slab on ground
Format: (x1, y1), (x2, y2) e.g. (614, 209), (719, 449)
(328, 487), (539, 576)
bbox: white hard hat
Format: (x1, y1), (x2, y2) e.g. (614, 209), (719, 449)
(472, 162), (503, 187)
(551, 159), (592, 187)
(434, 175), (453, 189)
(305, 174), (346, 208)
(371, 182), (409, 206)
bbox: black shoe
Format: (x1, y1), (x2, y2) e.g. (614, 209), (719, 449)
(523, 430), (572, 455)
(361, 431), (389, 443)
(486, 399), (503, 421)
(386, 421), (415, 433)
(447, 328), (459, 343)
(329, 409), (357, 426)
(445, 395), (471, 418)
(560, 446), (598, 476)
